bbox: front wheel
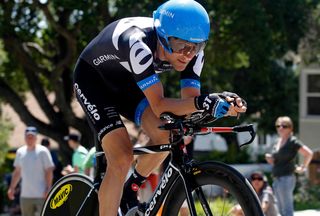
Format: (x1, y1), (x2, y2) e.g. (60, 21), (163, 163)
(161, 161), (263, 216)
(41, 173), (99, 216)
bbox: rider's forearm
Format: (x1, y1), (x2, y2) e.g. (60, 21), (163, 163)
(180, 87), (201, 99)
(151, 97), (197, 117)
(143, 83), (198, 117)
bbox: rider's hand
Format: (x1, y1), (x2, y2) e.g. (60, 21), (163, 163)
(194, 94), (230, 118)
(217, 91), (247, 117)
(195, 92), (247, 118)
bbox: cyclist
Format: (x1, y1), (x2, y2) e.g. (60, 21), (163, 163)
(73, 0), (247, 215)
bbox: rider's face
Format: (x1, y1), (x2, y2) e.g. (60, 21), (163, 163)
(164, 50), (196, 71)
(164, 37), (206, 71)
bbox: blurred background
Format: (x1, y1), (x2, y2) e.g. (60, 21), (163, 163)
(0, 0), (320, 214)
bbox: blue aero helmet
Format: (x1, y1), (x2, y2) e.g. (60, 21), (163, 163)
(153, 0), (210, 54)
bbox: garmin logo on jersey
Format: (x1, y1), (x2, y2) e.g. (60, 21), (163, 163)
(159, 9), (175, 18)
(137, 74), (160, 91)
(92, 54), (120, 66)
(74, 83), (100, 121)
(145, 167), (173, 216)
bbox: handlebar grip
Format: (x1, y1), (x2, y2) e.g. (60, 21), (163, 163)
(232, 124), (254, 133)
(233, 124), (256, 147)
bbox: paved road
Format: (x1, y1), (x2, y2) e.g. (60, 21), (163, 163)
(295, 209), (320, 216)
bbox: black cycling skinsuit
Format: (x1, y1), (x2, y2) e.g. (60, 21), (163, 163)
(74, 17), (205, 142)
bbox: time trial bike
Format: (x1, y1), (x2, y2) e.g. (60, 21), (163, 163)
(41, 111), (263, 216)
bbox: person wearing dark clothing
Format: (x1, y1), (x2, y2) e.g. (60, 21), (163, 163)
(265, 116), (313, 216)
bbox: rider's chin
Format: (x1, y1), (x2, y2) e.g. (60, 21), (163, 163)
(173, 62), (187, 71)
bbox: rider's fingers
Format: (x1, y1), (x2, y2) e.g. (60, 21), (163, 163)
(235, 98), (243, 107)
(226, 104), (246, 117)
(225, 96), (235, 103)
(226, 104), (238, 116)
(234, 105), (247, 113)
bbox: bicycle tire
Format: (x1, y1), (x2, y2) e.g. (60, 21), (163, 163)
(161, 161), (263, 216)
(41, 173), (99, 216)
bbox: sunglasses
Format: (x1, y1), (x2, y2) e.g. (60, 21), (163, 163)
(251, 177), (263, 181)
(275, 124), (290, 129)
(168, 37), (207, 55)
(26, 129), (37, 132)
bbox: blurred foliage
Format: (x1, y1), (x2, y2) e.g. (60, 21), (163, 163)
(0, 118), (13, 168)
(195, 197), (234, 214)
(0, 117), (13, 213)
(294, 175), (320, 210)
(299, 2), (320, 64)
(0, 0), (319, 155)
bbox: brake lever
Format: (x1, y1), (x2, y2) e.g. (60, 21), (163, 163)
(232, 124), (256, 147)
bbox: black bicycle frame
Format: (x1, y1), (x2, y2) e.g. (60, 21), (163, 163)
(131, 134), (199, 216)
(94, 123), (256, 216)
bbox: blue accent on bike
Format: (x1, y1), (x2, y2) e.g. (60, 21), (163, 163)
(180, 79), (200, 89)
(134, 98), (150, 126)
(137, 74), (160, 91)
(213, 99), (230, 118)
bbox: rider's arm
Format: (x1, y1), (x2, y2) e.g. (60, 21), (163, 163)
(143, 82), (198, 117)
(181, 87), (200, 99)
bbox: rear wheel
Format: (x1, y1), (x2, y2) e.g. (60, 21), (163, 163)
(161, 161), (263, 216)
(41, 173), (99, 216)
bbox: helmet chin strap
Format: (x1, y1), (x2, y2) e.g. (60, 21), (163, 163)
(156, 40), (168, 62)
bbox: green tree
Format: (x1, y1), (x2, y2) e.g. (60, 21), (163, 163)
(0, 0), (318, 161)
(299, 2), (320, 64)
(0, 116), (12, 167)
(0, 1), (115, 162)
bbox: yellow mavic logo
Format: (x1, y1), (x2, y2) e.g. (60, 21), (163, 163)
(50, 184), (72, 209)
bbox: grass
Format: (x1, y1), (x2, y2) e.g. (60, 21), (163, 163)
(194, 197), (234, 216)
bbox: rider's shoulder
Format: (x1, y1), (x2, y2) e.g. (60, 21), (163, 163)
(107, 17), (154, 30)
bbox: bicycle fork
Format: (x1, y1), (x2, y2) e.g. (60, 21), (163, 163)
(176, 160), (215, 216)
(172, 164), (198, 216)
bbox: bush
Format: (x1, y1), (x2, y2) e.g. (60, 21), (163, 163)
(294, 175), (320, 210)
(0, 118), (13, 213)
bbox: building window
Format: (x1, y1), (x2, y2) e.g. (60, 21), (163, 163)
(306, 74), (320, 115)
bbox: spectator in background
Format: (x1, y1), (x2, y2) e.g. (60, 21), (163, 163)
(265, 116), (313, 216)
(41, 137), (63, 183)
(83, 146), (96, 179)
(7, 126), (55, 216)
(4, 173), (21, 215)
(62, 133), (88, 175)
(230, 171), (279, 216)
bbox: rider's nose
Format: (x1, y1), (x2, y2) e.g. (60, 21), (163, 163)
(182, 52), (195, 60)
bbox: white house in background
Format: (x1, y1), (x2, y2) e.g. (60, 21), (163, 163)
(299, 65), (320, 151)
(194, 133), (228, 152)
